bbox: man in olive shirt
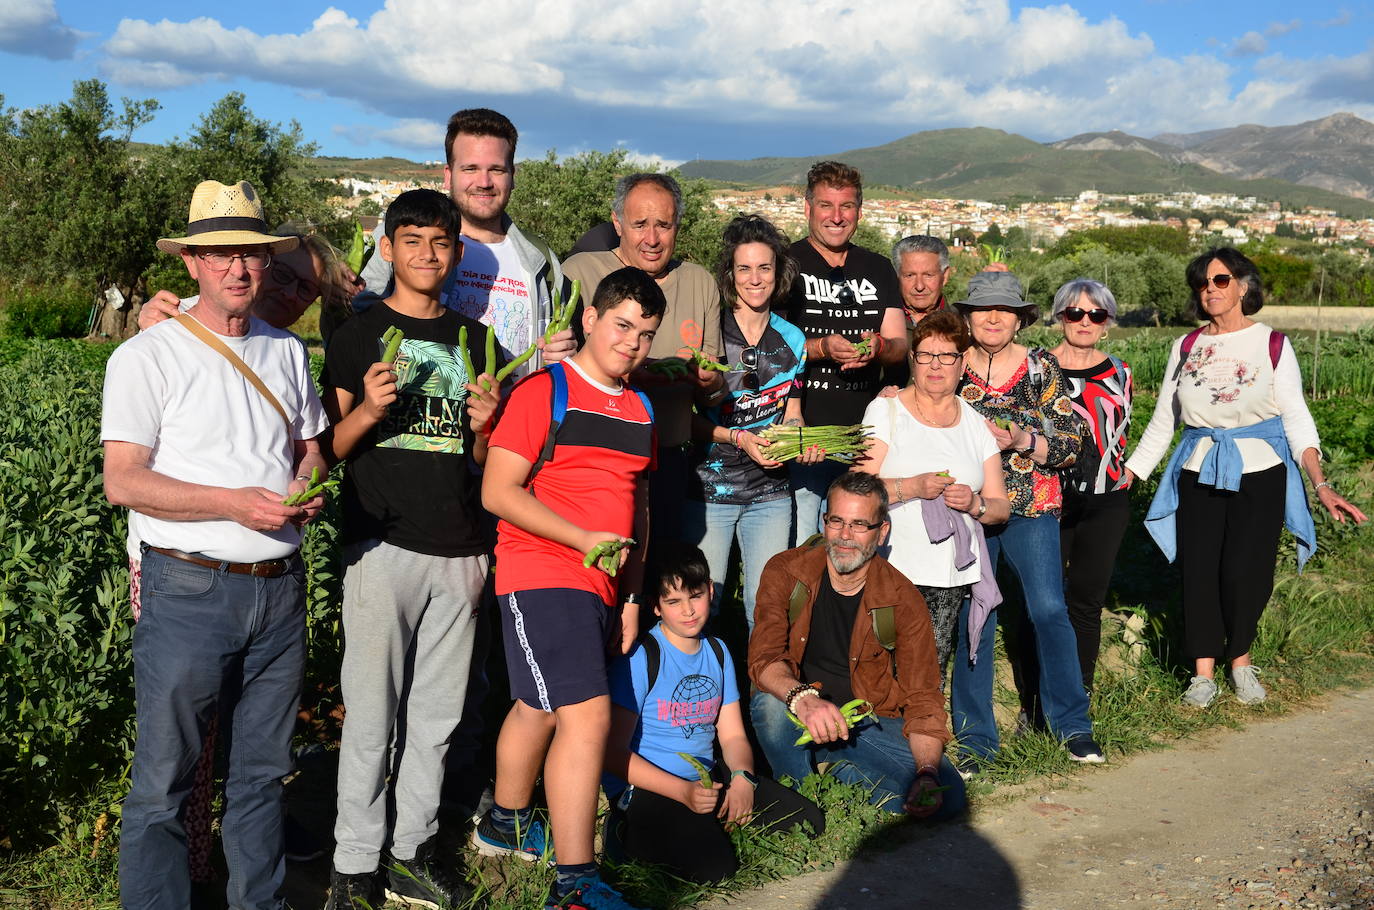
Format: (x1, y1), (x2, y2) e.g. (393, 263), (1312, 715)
(564, 173), (723, 543)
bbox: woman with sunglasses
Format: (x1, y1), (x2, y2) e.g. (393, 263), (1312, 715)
(1125, 248), (1366, 708)
(686, 214), (818, 631)
(853, 310), (1010, 683)
(1045, 279), (1133, 694)
(949, 270), (1104, 769)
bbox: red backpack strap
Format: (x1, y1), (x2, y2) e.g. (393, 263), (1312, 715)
(1268, 330), (1285, 369)
(1172, 327), (1207, 382)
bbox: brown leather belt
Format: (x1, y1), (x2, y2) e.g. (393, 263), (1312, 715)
(145, 546), (297, 579)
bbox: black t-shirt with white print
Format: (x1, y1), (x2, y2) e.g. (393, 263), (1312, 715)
(785, 240), (902, 427)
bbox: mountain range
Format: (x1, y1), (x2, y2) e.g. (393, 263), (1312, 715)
(677, 114), (1374, 217)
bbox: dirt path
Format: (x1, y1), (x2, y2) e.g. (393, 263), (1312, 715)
(700, 689), (1374, 910)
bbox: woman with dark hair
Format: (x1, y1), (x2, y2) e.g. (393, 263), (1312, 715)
(853, 309), (1010, 682)
(1125, 248), (1365, 708)
(685, 214), (812, 631)
(948, 270), (1103, 769)
(1047, 278), (1133, 691)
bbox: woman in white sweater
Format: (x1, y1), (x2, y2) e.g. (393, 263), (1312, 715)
(1124, 247), (1365, 708)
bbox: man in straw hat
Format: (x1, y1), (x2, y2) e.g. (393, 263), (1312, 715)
(102, 179), (330, 910)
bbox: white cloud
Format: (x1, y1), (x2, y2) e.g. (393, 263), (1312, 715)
(99, 59), (214, 89)
(333, 118), (444, 151)
(1231, 31), (1268, 57)
(0, 0), (82, 59)
(1264, 19), (1301, 38)
(97, 1), (1374, 145)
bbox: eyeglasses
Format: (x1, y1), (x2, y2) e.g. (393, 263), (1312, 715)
(270, 263), (320, 302)
(1193, 273), (1234, 291)
(1061, 307), (1110, 325)
(196, 251), (272, 272)
(912, 351), (963, 365)
(738, 345), (760, 392)
(823, 514), (883, 534)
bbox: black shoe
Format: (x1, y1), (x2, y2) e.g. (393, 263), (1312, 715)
(284, 814), (328, 863)
(1065, 734), (1106, 764)
(324, 868), (383, 910)
(385, 838), (481, 909)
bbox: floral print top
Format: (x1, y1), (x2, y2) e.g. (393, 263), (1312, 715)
(958, 349), (1081, 517)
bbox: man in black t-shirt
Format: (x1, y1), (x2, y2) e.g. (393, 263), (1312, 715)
(785, 161), (908, 540)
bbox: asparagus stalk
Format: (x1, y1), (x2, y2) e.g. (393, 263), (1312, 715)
(755, 424), (873, 464)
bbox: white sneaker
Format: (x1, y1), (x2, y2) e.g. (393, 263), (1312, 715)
(1181, 675), (1219, 708)
(1231, 665), (1267, 705)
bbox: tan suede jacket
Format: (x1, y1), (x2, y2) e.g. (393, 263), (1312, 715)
(747, 545), (949, 743)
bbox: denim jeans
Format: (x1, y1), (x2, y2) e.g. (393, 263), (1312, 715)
(120, 548), (306, 910)
(789, 460), (847, 546)
(950, 513), (1093, 760)
(750, 691), (966, 819)
(682, 496), (792, 632)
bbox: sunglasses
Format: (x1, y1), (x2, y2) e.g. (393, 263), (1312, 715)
(1061, 307), (1110, 325)
(1193, 273), (1234, 291)
(739, 345), (760, 392)
(829, 266), (857, 306)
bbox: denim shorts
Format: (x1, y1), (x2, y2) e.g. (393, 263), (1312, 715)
(499, 588), (612, 712)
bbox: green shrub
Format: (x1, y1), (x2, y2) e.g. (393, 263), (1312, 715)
(0, 286), (93, 339)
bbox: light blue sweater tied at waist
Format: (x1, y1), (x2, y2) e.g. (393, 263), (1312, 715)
(1144, 416), (1316, 571)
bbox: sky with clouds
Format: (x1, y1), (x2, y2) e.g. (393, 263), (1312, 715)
(2, 0), (1372, 166)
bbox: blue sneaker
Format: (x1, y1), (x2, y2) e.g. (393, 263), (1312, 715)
(545, 876), (644, 910)
(469, 809), (552, 863)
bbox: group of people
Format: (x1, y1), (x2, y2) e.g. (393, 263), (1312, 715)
(101, 106), (1366, 910)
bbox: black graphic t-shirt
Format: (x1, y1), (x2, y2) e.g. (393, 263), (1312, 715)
(800, 574), (861, 707)
(325, 303), (499, 557)
(785, 240), (902, 427)
(690, 311), (807, 505)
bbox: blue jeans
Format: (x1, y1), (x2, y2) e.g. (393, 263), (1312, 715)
(682, 496), (792, 632)
(950, 513), (1093, 760)
(789, 460), (847, 546)
(120, 549), (306, 910)
(750, 691), (966, 819)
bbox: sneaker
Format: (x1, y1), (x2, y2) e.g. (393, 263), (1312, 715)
(1065, 734), (1106, 764)
(284, 814), (328, 863)
(470, 809), (551, 863)
(385, 838), (479, 909)
(1181, 675), (1219, 708)
(954, 756), (985, 780)
(1231, 665), (1267, 705)
(324, 869), (383, 910)
(545, 876), (645, 910)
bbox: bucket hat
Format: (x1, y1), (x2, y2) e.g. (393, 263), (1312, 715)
(156, 180), (299, 254)
(955, 270), (1038, 328)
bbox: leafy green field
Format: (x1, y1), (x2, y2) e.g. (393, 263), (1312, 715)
(1, 335), (1371, 909)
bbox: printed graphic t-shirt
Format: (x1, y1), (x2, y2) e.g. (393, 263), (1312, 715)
(449, 234), (536, 379)
(606, 624), (739, 795)
(785, 240), (902, 427)
(489, 359), (656, 606)
(324, 303), (493, 557)
(691, 311), (807, 505)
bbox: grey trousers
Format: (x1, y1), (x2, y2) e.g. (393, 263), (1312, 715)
(332, 540), (487, 873)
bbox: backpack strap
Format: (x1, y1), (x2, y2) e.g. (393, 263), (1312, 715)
(870, 605), (896, 652)
(640, 632), (662, 693)
(1171, 326), (1208, 382)
(1268, 329), (1285, 369)
(527, 362), (570, 482)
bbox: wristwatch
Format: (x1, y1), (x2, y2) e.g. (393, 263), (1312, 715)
(730, 769), (759, 789)
(975, 496), (988, 519)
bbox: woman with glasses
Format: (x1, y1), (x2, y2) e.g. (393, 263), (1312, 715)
(1125, 248), (1365, 708)
(853, 310), (1009, 682)
(686, 214), (816, 631)
(1044, 279), (1133, 694)
(949, 270), (1104, 769)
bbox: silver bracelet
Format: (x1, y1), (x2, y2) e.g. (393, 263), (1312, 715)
(1315, 481), (1334, 493)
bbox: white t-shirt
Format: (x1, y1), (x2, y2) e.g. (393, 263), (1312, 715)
(449, 234), (535, 378)
(102, 314), (329, 562)
(1126, 322), (1321, 479)
(864, 395), (1001, 587)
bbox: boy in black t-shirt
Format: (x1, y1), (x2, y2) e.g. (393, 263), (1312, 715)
(322, 189), (500, 910)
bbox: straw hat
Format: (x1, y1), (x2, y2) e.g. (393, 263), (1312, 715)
(156, 180), (299, 254)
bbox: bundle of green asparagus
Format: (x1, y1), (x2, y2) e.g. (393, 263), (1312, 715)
(754, 424), (873, 463)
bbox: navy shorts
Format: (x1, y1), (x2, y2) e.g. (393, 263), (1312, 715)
(499, 588), (612, 712)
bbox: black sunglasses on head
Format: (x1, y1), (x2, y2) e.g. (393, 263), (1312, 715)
(1061, 307), (1110, 325)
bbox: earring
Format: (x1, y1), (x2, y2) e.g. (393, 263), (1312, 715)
(1101, 327), (1110, 342)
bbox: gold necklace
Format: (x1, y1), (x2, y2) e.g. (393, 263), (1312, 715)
(911, 392), (958, 428)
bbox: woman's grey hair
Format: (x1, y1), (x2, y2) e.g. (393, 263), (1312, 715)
(612, 173), (684, 225)
(891, 234), (949, 271)
(1051, 278), (1118, 324)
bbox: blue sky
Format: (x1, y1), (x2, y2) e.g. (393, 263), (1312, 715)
(2, 0), (1372, 166)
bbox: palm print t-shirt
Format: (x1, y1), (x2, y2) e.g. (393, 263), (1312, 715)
(324, 303), (499, 557)
(690, 311), (807, 505)
(606, 624), (739, 796)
